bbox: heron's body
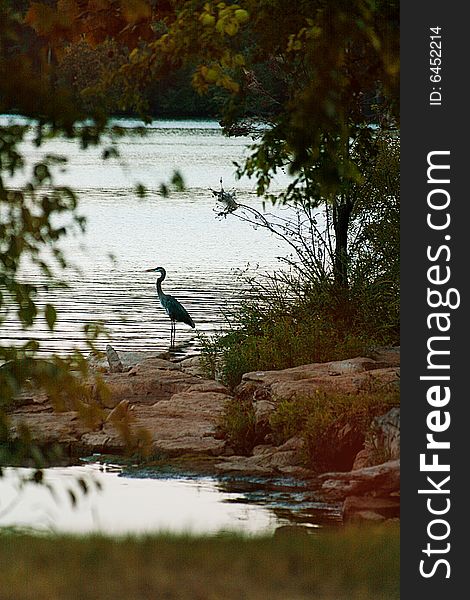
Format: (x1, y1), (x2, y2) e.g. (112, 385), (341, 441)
(146, 267), (195, 347)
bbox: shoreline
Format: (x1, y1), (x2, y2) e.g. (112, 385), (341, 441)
(5, 347), (400, 524)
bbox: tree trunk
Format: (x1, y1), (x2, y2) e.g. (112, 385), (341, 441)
(333, 197), (353, 288)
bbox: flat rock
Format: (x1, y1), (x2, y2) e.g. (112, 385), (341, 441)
(78, 430), (126, 455)
(239, 356), (400, 404)
(179, 355), (206, 377)
(8, 411), (93, 446)
(9, 355), (232, 459)
(9, 351), (401, 490)
(214, 436), (305, 475)
(186, 380), (229, 394)
(95, 368), (205, 409)
(135, 357), (181, 371)
(243, 356), (387, 384)
(342, 495), (400, 522)
(276, 465), (316, 479)
(12, 391), (49, 407)
(214, 457), (274, 476)
(369, 346), (401, 368)
(82, 387), (232, 457)
(320, 459), (400, 500)
(148, 390), (231, 420)
(271, 368), (399, 401)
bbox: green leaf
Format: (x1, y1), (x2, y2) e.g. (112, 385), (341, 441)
(45, 304), (57, 330)
(171, 170), (185, 191)
(32, 469), (43, 483)
(68, 490), (77, 507)
(135, 183), (147, 198)
(77, 478), (89, 495)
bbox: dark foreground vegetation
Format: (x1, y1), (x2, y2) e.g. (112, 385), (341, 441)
(0, 526), (399, 600)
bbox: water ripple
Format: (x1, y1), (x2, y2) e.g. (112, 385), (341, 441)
(2, 121), (293, 356)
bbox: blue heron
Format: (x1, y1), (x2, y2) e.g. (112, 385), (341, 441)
(145, 266), (195, 348)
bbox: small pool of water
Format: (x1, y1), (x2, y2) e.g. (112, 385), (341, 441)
(0, 464), (341, 535)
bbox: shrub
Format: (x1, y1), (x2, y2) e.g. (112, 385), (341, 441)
(220, 398), (257, 455)
(202, 276), (398, 389)
(270, 390), (400, 471)
(198, 332), (222, 380)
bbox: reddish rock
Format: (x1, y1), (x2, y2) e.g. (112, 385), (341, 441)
(214, 436), (307, 475)
(369, 346), (401, 368)
(8, 353), (232, 459)
(8, 349), (400, 508)
(320, 460), (400, 501)
(81, 388), (232, 457)
(8, 411), (93, 446)
(95, 366), (209, 409)
(233, 353), (400, 473)
(178, 355), (207, 377)
(342, 495), (400, 522)
(353, 407), (400, 469)
(238, 356), (400, 404)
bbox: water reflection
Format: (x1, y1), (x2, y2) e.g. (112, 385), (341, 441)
(0, 464), (340, 535)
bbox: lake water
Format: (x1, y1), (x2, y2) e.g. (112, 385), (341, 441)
(2, 119), (293, 356)
(0, 464), (341, 535)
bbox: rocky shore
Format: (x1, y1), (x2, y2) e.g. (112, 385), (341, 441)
(8, 346), (400, 523)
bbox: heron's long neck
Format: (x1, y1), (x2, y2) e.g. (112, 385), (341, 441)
(155, 276), (164, 298)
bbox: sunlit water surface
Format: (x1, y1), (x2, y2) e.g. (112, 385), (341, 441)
(0, 464), (341, 535)
(2, 118), (294, 356)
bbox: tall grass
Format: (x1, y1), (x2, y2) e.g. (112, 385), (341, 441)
(0, 527), (400, 600)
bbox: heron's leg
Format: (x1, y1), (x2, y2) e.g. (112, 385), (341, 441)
(170, 320), (175, 348)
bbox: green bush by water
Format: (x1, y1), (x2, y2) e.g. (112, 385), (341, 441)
(202, 277), (399, 389)
(220, 387), (399, 468)
(270, 389), (400, 471)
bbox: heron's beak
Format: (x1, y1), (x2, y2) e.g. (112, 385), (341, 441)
(144, 268), (155, 272)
